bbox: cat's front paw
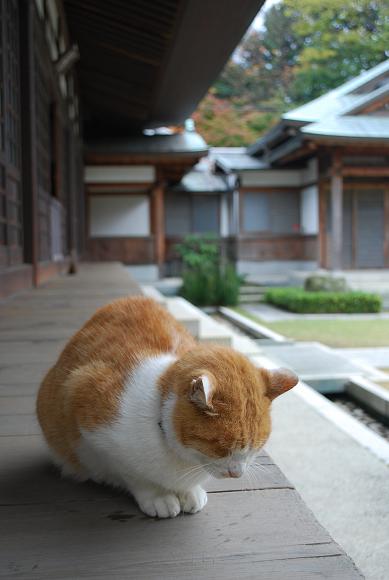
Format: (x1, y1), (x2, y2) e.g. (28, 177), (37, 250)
(138, 493), (181, 519)
(180, 486), (208, 514)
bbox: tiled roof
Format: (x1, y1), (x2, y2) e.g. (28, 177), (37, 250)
(211, 147), (269, 171)
(283, 59), (389, 124)
(301, 115), (389, 140)
(171, 170), (231, 192)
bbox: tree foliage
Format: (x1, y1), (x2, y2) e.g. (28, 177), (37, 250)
(193, 0), (389, 146)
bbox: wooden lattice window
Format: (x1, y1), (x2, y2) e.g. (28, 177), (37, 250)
(0, 0), (22, 268)
(34, 14), (52, 261)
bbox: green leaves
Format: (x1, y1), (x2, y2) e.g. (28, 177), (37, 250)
(265, 288), (382, 314)
(176, 235), (243, 306)
(192, 0), (389, 143)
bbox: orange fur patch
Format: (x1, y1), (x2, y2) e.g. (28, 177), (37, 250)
(158, 346), (274, 458)
(36, 297), (196, 468)
(37, 296), (297, 470)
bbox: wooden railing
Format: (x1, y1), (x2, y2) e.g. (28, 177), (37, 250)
(86, 237), (155, 264)
(237, 234), (318, 261)
(165, 235), (317, 275)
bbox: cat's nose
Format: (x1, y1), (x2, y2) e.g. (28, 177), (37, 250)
(228, 466), (243, 478)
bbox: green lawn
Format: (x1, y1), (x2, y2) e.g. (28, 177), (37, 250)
(234, 307), (389, 348)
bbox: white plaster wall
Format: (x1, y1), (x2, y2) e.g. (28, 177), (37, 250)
(240, 170), (303, 188)
(220, 195), (229, 237)
(85, 165), (155, 184)
(301, 158), (318, 185)
(301, 185), (319, 234)
(89, 195), (150, 237)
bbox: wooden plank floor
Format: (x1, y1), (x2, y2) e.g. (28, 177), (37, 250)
(0, 264), (363, 579)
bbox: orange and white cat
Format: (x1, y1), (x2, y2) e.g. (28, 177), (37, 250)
(37, 297), (298, 518)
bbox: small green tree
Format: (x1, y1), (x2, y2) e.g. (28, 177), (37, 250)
(175, 235), (243, 307)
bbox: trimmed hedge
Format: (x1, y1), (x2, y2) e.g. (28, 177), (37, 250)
(265, 288), (382, 314)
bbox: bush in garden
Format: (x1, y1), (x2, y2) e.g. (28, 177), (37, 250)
(176, 235), (243, 306)
(265, 288), (381, 314)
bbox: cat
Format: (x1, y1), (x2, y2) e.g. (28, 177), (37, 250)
(37, 296), (298, 518)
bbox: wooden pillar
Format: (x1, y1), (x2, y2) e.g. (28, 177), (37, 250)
(20, 0), (39, 286)
(151, 178), (165, 275)
(330, 149), (343, 271)
(384, 188), (389, 269)
(318, 153), (328, 269)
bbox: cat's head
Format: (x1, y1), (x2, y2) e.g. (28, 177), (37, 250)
(159, 345), (298, 479)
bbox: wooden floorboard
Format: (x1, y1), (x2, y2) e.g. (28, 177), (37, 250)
(0, 264), (363, 579)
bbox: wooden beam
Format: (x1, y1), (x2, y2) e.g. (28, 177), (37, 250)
(330, 150), (343, 271)
(342, 166), (389, 177)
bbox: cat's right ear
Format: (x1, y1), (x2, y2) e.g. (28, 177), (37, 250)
(190, 375), (217, 415)
(263, 367), (298, 400)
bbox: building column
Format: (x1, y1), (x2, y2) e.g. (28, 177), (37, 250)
(384, 188), (389, 268)
(20, 0), (39, 286)
(330, 150), (343, 271)
(151, 178), (165, 275)
(317, 153), (328, 268)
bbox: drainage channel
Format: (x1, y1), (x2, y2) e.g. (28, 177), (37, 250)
(213, 310), (389, 444)
(327, 394), (389, 442)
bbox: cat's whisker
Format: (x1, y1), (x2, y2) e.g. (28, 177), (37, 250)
(248, 465), (258, 491)
(252, 461), (269, 475)
(174, 461), (215, 484)
(245, 465), (254, 491)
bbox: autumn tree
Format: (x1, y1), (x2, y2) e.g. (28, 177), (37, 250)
(194, 0), (389, 146)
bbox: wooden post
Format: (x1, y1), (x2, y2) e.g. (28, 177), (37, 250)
(317, 152), (328, 269)
(384, 188), (389, 269)
(20, 0), (39, 286)
(151, 178), (165, 275)
(330, 149), (343, 271)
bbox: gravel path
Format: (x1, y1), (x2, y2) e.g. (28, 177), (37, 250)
(329, 395), (389, 442)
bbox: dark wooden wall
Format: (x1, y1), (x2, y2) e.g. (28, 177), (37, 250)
(237, 234), (317, 261)
(0, 0), (23, 270)
(0, 0), (84, 298)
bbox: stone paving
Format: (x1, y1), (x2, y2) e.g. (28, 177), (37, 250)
(334, 347), (389, 369)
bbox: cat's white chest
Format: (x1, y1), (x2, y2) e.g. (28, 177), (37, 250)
(76, 354), (208, 492)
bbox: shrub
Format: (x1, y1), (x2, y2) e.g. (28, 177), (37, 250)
(265, 288), (382, 314)
(176, 234), (243, 306)
(304, 275), (348, 293)
(217, 263), (244, 306)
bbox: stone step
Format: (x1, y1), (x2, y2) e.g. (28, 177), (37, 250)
(141, 285), (166, 303)
(240, 285), (268, 294)
(238, 294), (264, 304)
(142, 287), (233, 347)
(165, 297), (200, 337)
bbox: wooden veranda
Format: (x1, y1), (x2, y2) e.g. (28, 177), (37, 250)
(0, 264), (363, 579)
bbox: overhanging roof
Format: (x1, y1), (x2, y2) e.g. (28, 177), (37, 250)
(170, 170), (231, 193)
(211, 147), (269, 171)
(301, 115), (389, 142)
(64, 0), (264, 137)
(283, 59), (389, 124)
(86, 132), (208, 157)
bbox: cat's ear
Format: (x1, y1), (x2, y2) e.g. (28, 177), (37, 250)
(190, 375), (217, 415)
(264, 367), (298, 400)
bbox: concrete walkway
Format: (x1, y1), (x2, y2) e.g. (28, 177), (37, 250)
(0, 263), (362, 579)
(334, 347), (389, 369)
(267, 389), (389, 580)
